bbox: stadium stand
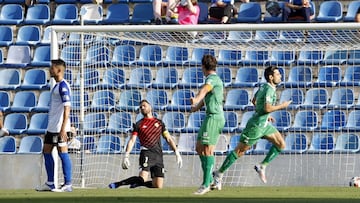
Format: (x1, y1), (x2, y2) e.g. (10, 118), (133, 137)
(242, 50), (269, 66)
(102, 3), (130, 24)
(166, 89), (194, 112)
(347, 50), (360, 65)
(52, 4), (79, 24)
(307, 133), (334, 153)
(316, 0), (343, 22)
(177, 133), (197, 155)
(216, 66), (232, 87)
(134, 45), (163, 66)
(99, 68), (126, 89)
(182, 111), (206, 133)
(251, 139), (272, 155)
(151, 67), (179, 89)
(283, 133), (308, 154)
(178, 67), (204, 89)
(0, 4), (23, 25)
(343, 110), (360, 132)
(83, 112), (107, 134)
(95, 135), (121, 154)
(268, 50), (296, 66)
(217, 50), (242, 66)
(162, 111), (186, 133)
(237, 111), (254, 132)
(224, 89), (253, 111)
(145, 89), (169, 110)
(339, 66), (360, 86)
(71, 90), (90, 111)
(269, 110), (292, 132)
(184, 48), (215, 66)
(24, 4), (50, 25)
(20, 69), (49, 90)
(297, 50), (323, 65)
(126, 67), (153, 89)
(232, 67), (259, 88)
(129, 3), (154, 24)
(301, 88), (329, 110)
(17, 136), (43, 154)
(222, 111), (239, 133)
(0, 91), (10, 112)
(89, 90), (116, 112)
(105, 112), (132, 134)
(111, 45), (136, 66)
(343, 1), (360, 22)
(290, 110), (319, 132)
(160, 46), (189, 66)
(33, 91), (50, 113)
(327, 88), (355, 109)
(115, 89), (142, 111)
(334, 133), (360, 153)
(236, 2), (262, 23)
(283, 66), (312, 88)
(279, 88), (304, 110)
(3, 45), (31, 68)
(317, 110), (346, 132)
(313, 66), (341, 87)
(30, 45), (51, 67)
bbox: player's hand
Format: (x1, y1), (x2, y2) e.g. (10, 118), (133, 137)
(190, 97), (195, 105)
(175, 150), (183, 168)
(282, 100), (292, 108)
(122, 153), (130, 170)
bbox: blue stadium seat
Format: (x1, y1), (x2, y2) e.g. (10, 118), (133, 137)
(313, 66), (341, 87)
(242, 50), (269, 66)
(317, 110), (346, 132)
(135, 45), (163, 67)
(10, 91), (36, 113)
(126, 67), (152, 89)
(252, 139), (272, 155)
(27, 113), (48, 135)
(307, 133), (334, 153)
(160, 46), (188, 66)
(80, 4), (103, 24)
(0, 4), (23, 25)
(283, 133), (308, 154)
(216, 66), (232, 87)
(24, 4), (50, 25)
(228, 135), (240, 152)
(0, 69), (20, 90)
(54, 0), (76, 3)
(0, 49), (4, 65)
(67, 33), (95, 45)
(224, 89), (253, 111)
(166, 89), (195, 112)
(340, 66), (360, 86)
(328, 88), (355, 109)
(70, 113), (79, 129)
(232, 67), (259, 88)
(253, 31), (279, 43)
(198, 2), (209, 24)
(316, 1), (343, 22)
(17, 136), (43, 154)
(116, 89), (142, 112)
(278, 30), (305, 43)
(270, 110), (292, 132)
(268, 50), (295, 66)
(347, 50), (360, 65)
(236, 2), (261, 23)
(145, 89), (168, 110)
(226, 31), (253, 43)
(320, 50), (348, 65)
(177, 133), (197, 155)
(0, 91), (10, 112)
(0, 136), (16, 154)
(60, 45), (81, 66)
(343, 110), (360, 132)
(33, 91), (50, 113)
(30, 45), (51, 67)
(237, 111), (255, 132)
(184, 48), (215, 66)
(89, 90), (116, 112)
(289, 110), (319, 132)
(3, 45), (31, 68)
(217, 50), (242, 66)
(83, 112), (107, 134)
(102, 3), (129, 24)
(105, 112), (132, 134)
(283, 66), (312, 88)
(297, 50), (323, 65)
(20, 69), (49, 90)
(223, 111), (238, 133)
(0, 26), (13, 46)
(74, 68), (100, 89)
(84, 45), (110, 67)
(52, 4), (79, 25)
(95, 135), (121, 154)
(301, 88), (329, 110)
(80, 136), (96, 153)
(279, 88), (304, 110)
(182, 111), (206, 133)
(151, 67), (179, 89)
(124, 136), (141, 154)
(4, 113), (28, 135)
(111, 45), (136, 66)
(178, 67), (204, 89)
(99, 68), (125, 89)
(162, 112), (186, 133)
(129, 3), (154, 24)
(71, 90), (90, 111)
(343, 1), (360, 22)
(334, 133), (360, 153)
(3, 0), (24, 3)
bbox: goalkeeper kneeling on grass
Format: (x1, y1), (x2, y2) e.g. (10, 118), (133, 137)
(109, 100), (182, 189)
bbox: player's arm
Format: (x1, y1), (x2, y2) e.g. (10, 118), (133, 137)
(264, 100), (292, 113)
(60, 105), (70, 142)
(124, 135), (137, 155)
(163, 130), (183, 168)
(190, 84), (212, 112)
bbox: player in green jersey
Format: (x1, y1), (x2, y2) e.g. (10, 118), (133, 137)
(211, 66), (292, 190)
(190, 54), (225, 195)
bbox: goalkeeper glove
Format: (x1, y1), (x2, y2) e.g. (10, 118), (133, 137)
(122, 153), (130, 170)
(175, 150), (183, 168)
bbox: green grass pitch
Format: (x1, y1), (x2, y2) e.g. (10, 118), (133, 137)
(0, 187), (360, 203)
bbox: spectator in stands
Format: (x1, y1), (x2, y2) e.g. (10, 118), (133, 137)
(169, 0), (200, 37)
(356, 7), (360, 22)
(153, 0), (176, 24)
(0, 111), (9, 137)
(283, 0), (312, 23)
(67, 126), (81, 153)
(209, 0), (235, 24)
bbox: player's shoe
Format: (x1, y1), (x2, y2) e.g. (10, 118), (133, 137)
(193, 185), (210, 195)
(52, 184), (73, 192)
(108, 182), (118, 189)
(254, 165), (267, 184)
(35, 183), (55, 191)
(210, 171), (223, 190)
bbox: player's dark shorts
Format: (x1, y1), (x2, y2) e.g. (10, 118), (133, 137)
(44, 132), (71, 145)
(139, 149), (165, 178)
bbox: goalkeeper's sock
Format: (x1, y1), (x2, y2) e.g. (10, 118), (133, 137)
(261, 145), (282, 165)
(44, 153), (54, 183)
(59, 152), (72, 185)
(203, 155), (215, 187)
(116, 176), (144, 187)
(142, 181), (154, 188)
(218, 150), (238, 173)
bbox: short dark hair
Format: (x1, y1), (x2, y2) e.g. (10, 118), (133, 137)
(201, 54), (217, 71)
(264, 66), (279, 82)
(140, 99), (151, 106)
(51, 59), (66, 68)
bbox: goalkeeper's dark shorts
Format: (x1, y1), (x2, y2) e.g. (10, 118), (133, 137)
(44, 131), (71, 146)
(139, 149), (165, 178)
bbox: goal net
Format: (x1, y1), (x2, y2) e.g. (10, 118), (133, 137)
(49, 23), (360, 188)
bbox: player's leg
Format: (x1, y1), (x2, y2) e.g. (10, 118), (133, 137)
(36, 133), (56, 191)
(152, 0), (162, 24)
(150, 165), (165, 188)
(55, 132), (73, 192)
(109, 176), (146, 189)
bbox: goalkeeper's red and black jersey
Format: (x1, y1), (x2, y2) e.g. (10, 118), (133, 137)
(132, 117), (166, 151)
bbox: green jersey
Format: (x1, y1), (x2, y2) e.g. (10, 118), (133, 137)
(204, 73), (224, 115)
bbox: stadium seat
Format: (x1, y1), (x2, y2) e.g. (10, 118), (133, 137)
(3, 0), (24, 3)
(96, 135), (121, 154)
(71, 90), (90, 111)
(334, 133), (360, 153)
(289, 110), (319, 132)
(253, 31), (279, 43)
(115, 89), (142, 112)
(145, 89), (168, 110)
(223, 111), (238, 133)
(60, 45), (81, 66)
(0, 49), (4, 65)
(52, 4), (79, 25)
(278, 30), (306, 43)
(111, 45), (136, 66)
(30, 45), (51, 67)
(242, 50), (269, 66)
(226, 31), (253, 43)
(237, 111), (255, 132)
(89, 90), (116, 112)
(83, 112), (107, 134)
(232, 67), (259, 88)
(0, 136), (16, 154)
(20, 69), (49, 90)
(80, 4), (103, 24)
(102, 3), (130, 24)
(0, 26), (13, 46)
(126, 67), (152, 89)
(236, 2), (262, 23)
(263, 1), (285, 23)
(0, 91), (10, 112)
(313, 66), (341, 87)
(198, 2), (209, 23)
(27, 113), (48, 134)
(67, 33), (95, 45)
(74, 68), (100, 89)
(166, 89), (195, 112)
(297, 50), (323, 65)
(162, 112), (186, 133)
(268, 50), (296, 66)
(4, 113), (28, 135)
(0, 4), (23, 25)
(24, 4), (50, 25)
(177, 133), (197, 155)
(129, 3), (154, 24)
(134, 45), (163, 67)
(99, 68), (125, 89)
(184, 48), (215, 66)
(339, 66), (360, 86)
(270, 110), (292, 132)
(301, 88), (329, 110)
(160, 46), (188, 66)
(224, 89), (253, 111)
(317, 110), (345, 132)
(151, 67), (179, 89)
(343, 1), (360, 22)
(18, 136), (43, 154)
(33, 91), (50, 112)
(178, 67), (204, 89)
(316, 1), (343, 22)
(347, 50), (360, 65)
(104, 112), (132, 134)
(70, 113), (79, 129)
(84, 45), (110, 67)
(54, 0), (76, 3)
(328, 88), (355, 109)
(0, 69), (21, 90)
(283, 133), (308, 154)
(123, 136), (140, 154)
(216, 66), (232, 87)
(320, 50), (348, 65)
(307, 133), (334, 153)
(3, 45), (31, 68)
(283, 66), (312, 88)
(279, 88), (304, 110)
(252, 139), (272, 155)
(182, 111), (206, 133)
(10, 91), (37, 113)
(80, 136), (96, 153)
(343, 110), (360, 132)
(228, 135), (240, 152)
(217, 50), (242, 66)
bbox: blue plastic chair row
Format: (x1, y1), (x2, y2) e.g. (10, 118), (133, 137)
(0, 135), (43, 154)
(0, 68), (49, 90)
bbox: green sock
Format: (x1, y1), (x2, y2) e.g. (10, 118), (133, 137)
(262, 145), (282, 165)
(199, 155), (206, 185)
(218, 151), (238, 173)
(203, 156), (214, 187)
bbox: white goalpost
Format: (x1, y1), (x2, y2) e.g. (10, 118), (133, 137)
(49, 23), (360, 188)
